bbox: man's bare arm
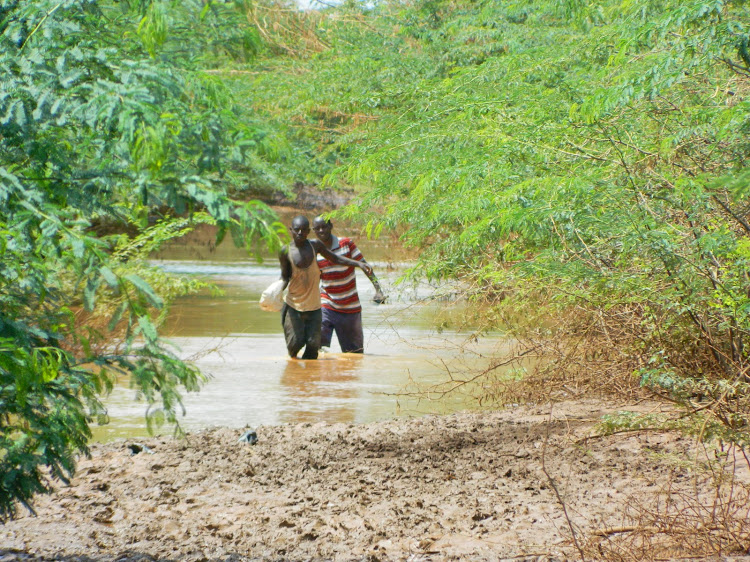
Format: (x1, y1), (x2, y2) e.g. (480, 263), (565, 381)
(278, 246), (292, 291)
(359, 258), (386, 304)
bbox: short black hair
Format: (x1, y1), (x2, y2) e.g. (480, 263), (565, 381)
(291, 215), (309, 228)
(313, 215), (332, 227)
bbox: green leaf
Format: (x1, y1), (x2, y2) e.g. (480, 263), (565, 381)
(137, 315), (159, 343)
(108, 301), (128, 332)
(83, 278), (97, 312)
(99, 266), (119, 288)
(124, 274), (164, 309)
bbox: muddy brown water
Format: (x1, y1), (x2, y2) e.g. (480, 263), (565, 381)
(92, 227), (513, 442)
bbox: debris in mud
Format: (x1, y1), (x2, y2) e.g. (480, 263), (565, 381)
(237, 429), (258, 445)
(127, 443), (154, 455)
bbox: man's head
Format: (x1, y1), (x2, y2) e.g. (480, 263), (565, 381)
(312, 216), (333, 245)
(290, 215), (310, 246)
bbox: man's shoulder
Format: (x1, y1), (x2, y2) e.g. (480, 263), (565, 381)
(338, 237), (357, 249)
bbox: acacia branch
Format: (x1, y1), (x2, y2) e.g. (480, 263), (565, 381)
(719, 58), (750, 78)
(542, 405), (586, 561)
(711, 193), (750, 236)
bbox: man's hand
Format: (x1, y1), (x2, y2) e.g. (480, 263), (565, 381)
(373, 290), (386, 304)
(360, 262), (373, 276)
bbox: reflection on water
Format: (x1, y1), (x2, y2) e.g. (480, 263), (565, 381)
(92, 241), (512, 442)
(279, 355), (362, 424)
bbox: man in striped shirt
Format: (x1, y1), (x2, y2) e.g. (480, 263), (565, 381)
(312, 216), (385, 353)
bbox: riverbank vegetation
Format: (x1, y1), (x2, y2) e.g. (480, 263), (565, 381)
(238, 0), (750, 450)
(230, 0), (750, 555)
(3, 0), (750, 556)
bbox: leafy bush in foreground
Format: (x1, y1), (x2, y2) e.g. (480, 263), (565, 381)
(0, 0), (286, 520)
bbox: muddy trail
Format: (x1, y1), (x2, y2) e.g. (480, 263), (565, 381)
(1, 400), (747, 561)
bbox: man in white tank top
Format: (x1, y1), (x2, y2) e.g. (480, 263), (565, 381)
(279, 216), (372, 359)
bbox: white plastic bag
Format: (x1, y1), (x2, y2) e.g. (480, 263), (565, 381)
(259, 279), (285, 312)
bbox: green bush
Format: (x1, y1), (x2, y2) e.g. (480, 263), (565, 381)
(0, 0), (286, 520)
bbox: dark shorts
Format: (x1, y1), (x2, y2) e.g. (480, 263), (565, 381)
(321, 307), (364, 353)
(281, 304), (322, 359)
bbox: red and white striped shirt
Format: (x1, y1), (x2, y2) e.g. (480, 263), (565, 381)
(317, 236), (365, 313)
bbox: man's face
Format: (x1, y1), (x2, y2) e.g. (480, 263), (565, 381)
(290, 218), (310, 244)
(312, 218), (332, 243)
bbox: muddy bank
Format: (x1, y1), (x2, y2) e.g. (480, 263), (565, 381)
(1, 400), (747, 561)
(265, 183), (355, 211)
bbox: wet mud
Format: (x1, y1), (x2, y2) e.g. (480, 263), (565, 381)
(0, 400), (736, 561)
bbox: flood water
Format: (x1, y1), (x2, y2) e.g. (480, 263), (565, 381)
(92, 224), (511, 442)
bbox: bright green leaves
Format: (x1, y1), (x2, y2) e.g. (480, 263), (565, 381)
(137, 2), (168, 58)
(713, 168), (750, 197)
(0, 206), (217, 523)
(573, 0), (750, 122)
(0, 339), (95, 521)
(130, 119), (178, 174)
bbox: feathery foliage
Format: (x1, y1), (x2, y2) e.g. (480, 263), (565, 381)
(242, 0), (750, 451)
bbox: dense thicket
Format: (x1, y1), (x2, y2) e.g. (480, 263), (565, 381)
(0, 0), (289, 520)
(237, 0), (750, 447)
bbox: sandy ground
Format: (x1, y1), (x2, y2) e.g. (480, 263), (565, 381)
(2, 399), (749, 561)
